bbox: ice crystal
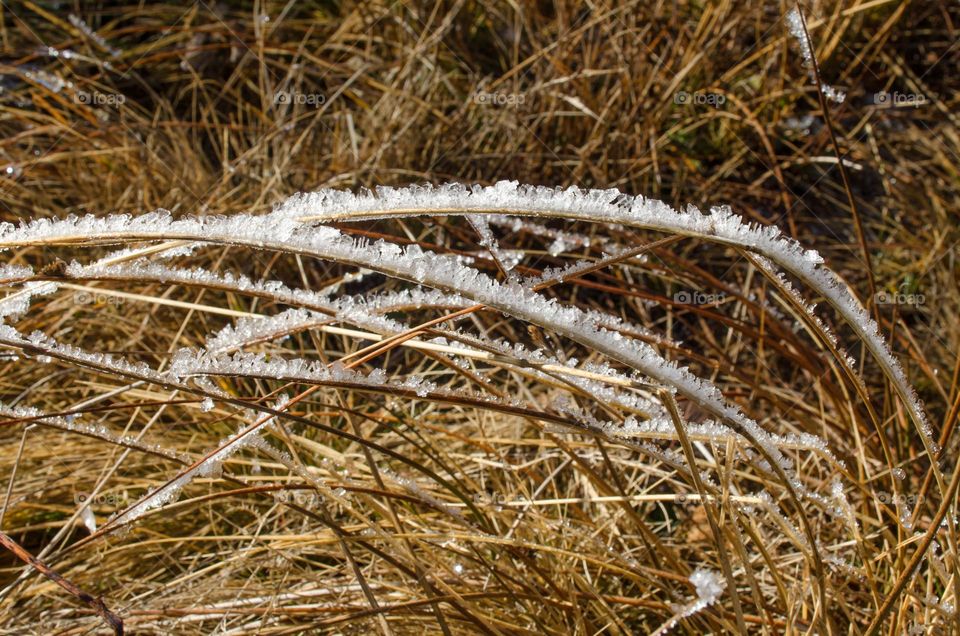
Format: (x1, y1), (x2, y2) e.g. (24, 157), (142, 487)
(785, 7), (846, 103)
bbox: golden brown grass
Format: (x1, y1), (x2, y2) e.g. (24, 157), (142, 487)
(0, 1), (958, 634)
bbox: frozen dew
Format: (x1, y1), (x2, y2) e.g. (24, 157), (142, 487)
(658, 568), (726, 633)
(785, 7), (846, 103)
(0, 263), (32, 281)
(1, 179), (912, 458)
(21, 68), (71, 94)
(69, 13), (121, 58)
(820, 84), (846, 104)
(898, 499), (914, 531)
(80, 506), (97, 533)
(548, 236), (567, 256)
(785, 8), (814, 68)
(0, 403), (187, 463)
(0, 179), (929, 581)
(0, 181), (892, 479)
(0, 179), (918, 456)
(689, 568), (726, 610)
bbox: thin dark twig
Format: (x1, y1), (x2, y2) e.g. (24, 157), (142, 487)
(0, 531), (124, 635)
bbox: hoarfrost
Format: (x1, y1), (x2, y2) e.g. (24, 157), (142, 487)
(785, 7), (846, 103)
(658, 568), (726, 633)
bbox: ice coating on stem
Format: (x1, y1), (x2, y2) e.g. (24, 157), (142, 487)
(0, 403), (188, 462)
(205, 308), (329, 353)
(785, 7), (846, 103)
(0, 181), (912, 445)
(0, 263), (33, 282)
(0, 182), (924, 470)
(117, 417), (277, 525)
(0, 287), (844, 552)
(466, 214), (518, 273)
(62, 257), (670, 420)
(0, 181), (912, 449)
(0, 281), (57, 321)
(0, 199), (832, 471)
(487, 214), (594, 255)
(167, 348), (527, 410)
(69, 13), (121, 58)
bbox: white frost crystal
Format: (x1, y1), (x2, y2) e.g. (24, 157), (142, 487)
(659, 568), (726, 633)
(0, 180), (925, 562)
(0, 182), (913, 451)
(785, 7), (846, 103)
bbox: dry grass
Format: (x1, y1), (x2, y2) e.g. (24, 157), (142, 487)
(0, 1), (958, 634)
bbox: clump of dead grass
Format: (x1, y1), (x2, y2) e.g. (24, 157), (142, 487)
(0, 2), (957, 634)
